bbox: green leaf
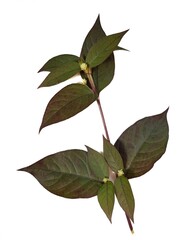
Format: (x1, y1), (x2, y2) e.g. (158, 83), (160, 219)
(114, 109), (169, 178)
(116, 46), (129, 51)
(80, 16), (115, 93)
(39, 54), (80, 72)
(98, 181), (115, 223)
(114, 176), (135, 222)
(80, 15), (106, 60)
(86, 146), (109, 180)
(38, 54), (80, 87)
(18, 150), (103, 199)
(86, 31), (129, 68)
(103, 136), (124, 173)
(39, 83), (97, 132)
(92, 54), (115, 93)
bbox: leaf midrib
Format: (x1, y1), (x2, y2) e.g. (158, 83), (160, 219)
(126, 123), (167, 169)
(32, 167), (102, 182)
(46, 87), (95, 123)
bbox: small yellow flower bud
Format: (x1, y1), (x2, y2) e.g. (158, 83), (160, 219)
(80, 62), (88, 71)
(103, 177), (109, 183)
(117, 169), (124, 177)
(81, 79), (87, 85)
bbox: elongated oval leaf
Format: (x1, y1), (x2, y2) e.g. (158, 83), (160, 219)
(80, 15), (106, 60)
(38, 54), (80, 72)
(38, 54), (80, 87)
(39, 63), (80, 88)
(80, 15), (117, 93)
(39, 83), (97, 132)
(98, 181), (115, 223)
(86, 31), (128, 68)
(18, 150), (103, 199)
(92, 54), (115, 93)
(86, 146), (109, 180)
(90, 45), (127, 94)
(114, 176), (135, 222)
(103, 136), (124, 173)
(114, 109), (169, 178)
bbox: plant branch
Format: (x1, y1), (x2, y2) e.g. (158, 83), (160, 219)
(85, 68), (97, 96)
(86, 69), (110, 141)
(85, 69), (134, 234)
(96, 97), (110, 141)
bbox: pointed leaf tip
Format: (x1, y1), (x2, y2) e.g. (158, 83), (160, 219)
(98, 181), (115, 222)
(164, 107), (169, 114)
(86, 31), (129, 68)
(19, 150), (103, 199)
(38, 54), (80, 87)
(80, 15), (117, 93)
(17, 167), (24, 172)
(115, 176), (135, 222)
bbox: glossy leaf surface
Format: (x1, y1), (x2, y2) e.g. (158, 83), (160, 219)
(19, 150), (103, 198)
(80, 16), (115, 93)
(86, 146), (109, 180)
(114, 176), (135, 222)
(115, 109), (169, 178)
(39, 83), (97, 131)
(38, 54), (80, 87)
(86, 31), (128, 68)
(103, 136), (124, 173)
(98, 181), (115, 223)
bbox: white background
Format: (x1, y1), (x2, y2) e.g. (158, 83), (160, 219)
(1, 0), (180, 239)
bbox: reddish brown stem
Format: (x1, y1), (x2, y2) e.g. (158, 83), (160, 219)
(126, 213), (134, 234)
(96, 97), (110, 141)
(86, 69), (134, 233)
(97, 95), (134, 233)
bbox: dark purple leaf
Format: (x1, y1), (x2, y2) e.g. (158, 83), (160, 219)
(39, 83), (97, 132)
(38, 54), (80, 87)
(114, 176), (135, 222)
(19, 150), (103, 199)
(115, 109), (169, 178)
(98, 181), (115, 222)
